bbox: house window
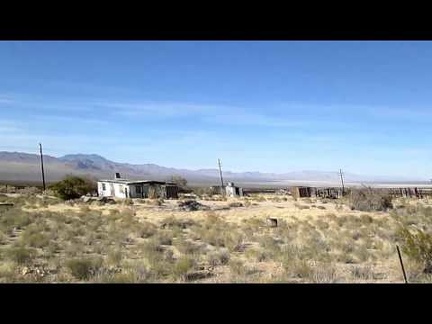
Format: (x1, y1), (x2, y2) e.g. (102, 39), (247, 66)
(136, 186), (142, 194)
(102, 183), (106, 191)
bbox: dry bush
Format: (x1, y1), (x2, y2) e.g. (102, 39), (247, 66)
(207, 249), (230, 266)
(153, 230), (174, 246)
(397, 226), (432, 273)
(66, 257), (103, 280)
(175, 238), (205, 255)
(172, 256), (195, 281)
(229, 259), (247, 277)
(5, 246), (36, 265)
(350, 265), (374, 280)
(312, 263), (338, 283)
(228, 202), (244, 208)
(121, 198), (134, 206)
(349, 188), (393, 212)
(17, 187), (41, 195)
(136, 221), (157, 238)
(283, 260), (314, 280)
(160, 216), (196, 229)
(295, 204), (310, 210)
(20, 226), (50, 248)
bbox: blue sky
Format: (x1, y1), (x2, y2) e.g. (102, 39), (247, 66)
(1, 41), (432, 178)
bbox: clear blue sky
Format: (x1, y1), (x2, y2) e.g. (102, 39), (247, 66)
(1, 41), (431, 179)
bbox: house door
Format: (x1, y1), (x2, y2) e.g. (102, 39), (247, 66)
(125, 187), (128, 198)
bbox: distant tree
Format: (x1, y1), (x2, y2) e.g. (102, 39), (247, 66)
(167, 175), (188, 189)
(49, 175), (97, 200)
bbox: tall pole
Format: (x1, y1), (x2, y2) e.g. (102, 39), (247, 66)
(218, 158), (225, 195)
(39, 143), (46, 192)
(339, 168), (345, 196)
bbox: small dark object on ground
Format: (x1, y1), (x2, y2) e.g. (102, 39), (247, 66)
(228, 202), (244, 208)
(178, 200), (210, 211)
(266, 218), (278, 227)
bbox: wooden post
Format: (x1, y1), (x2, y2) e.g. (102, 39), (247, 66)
(339, 169), (345, 196)
(39, 143), (46, 192)
(396, 245), (408, 283)
(218, 158), (225, 197)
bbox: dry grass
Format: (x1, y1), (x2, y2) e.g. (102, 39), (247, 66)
(0, 193), (429, 282)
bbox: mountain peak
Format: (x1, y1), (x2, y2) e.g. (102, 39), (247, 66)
(59, 154), (110, 162)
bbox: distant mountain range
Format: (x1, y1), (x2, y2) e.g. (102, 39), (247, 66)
(0, 151), (426, 186)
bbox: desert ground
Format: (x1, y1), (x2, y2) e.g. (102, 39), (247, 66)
(0, 190), (431, 283)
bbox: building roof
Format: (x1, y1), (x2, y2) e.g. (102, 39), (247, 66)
(98, 179), (171, 185)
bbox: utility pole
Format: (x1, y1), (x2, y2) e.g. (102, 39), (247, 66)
(339, 168), (345, 196)
(39, 143), (46, 192)
(218, 158), (225, 196)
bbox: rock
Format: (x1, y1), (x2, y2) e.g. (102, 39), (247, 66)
(82, 196), (92, 203)
(21, 267), (29, 275)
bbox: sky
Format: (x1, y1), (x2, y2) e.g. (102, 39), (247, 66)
(1, 41), (432, 179)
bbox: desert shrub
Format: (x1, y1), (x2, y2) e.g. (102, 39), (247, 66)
(49, 175), (97, 200)
(295, 204), (310, 210)
(229, 259), (246, 276)
(20, 229), (50, 248)
(148, 199), (163, 206)
(160, 216), (196, 229)
(123, 198), (134, 205)
(360, 214), (374, 224)
(351, 265), (374, 280)
(398, 226), (432, 273)
(136, 221), (157, 238)
(5, 246), (36, 264)
(192, 186), (214, 197)
(166, 175), (188, 189)
(154, 230), (174, 246)
(66, 257), (103, 280)
(17, 186), (41, 195)
(172, 256), (195, 281)
(207, 249), (230, 267)
(176, 239), (204, 255)
(228, 202), (243, 208)
(107, 249), (123, 265)
(312, 264), (338, 283)
(349, 188), (393, 212)
(284, 260), (314, 279)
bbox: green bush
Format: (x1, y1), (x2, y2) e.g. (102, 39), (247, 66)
(66, 257), (102, 280)
(49, 175), (97, 200)
(398, 226), (432, 273)
(6, 246), (36, 264)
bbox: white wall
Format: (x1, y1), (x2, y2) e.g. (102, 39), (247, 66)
(225, 185), (243, 197)
(98, 182), (127, 198)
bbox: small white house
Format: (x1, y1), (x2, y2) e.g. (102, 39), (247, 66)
(225, 182), (243, 197)
(209, 182), (244, 197)
(97, 174), (178, 199)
